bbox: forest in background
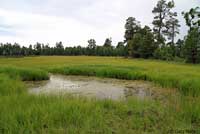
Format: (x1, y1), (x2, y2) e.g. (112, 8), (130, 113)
(0, 0), (199, 64)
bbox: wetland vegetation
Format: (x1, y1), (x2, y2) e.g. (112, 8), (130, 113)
(0, 56), (200, 133)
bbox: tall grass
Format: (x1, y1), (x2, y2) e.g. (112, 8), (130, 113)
(48, 65), (146, 80)
(0, 74), (26, 96)
(0, 56), (200, 133)
(0, 66), (49, 81)
(1, 91), (198, 133)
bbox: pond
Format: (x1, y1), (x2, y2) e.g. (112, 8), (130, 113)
(27, 75), (176, 100)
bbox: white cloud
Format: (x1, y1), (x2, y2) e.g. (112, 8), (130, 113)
(0, 0), (199, 46)
(0, 9), (123, 46)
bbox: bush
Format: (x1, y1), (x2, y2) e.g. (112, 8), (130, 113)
(153, 46), (174, 61)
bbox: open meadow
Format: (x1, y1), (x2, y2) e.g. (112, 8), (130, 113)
(0, 0), (199, 133)
(0, 56), (200, 133)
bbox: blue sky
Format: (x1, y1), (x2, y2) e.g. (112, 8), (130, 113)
(0, 0), (199, 46)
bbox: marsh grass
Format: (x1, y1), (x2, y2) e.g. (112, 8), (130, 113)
(0, 66), (49, 81)
(0, 74), (26, 96)
(1, 91), (198, 133)
(0, 56), (200, 133)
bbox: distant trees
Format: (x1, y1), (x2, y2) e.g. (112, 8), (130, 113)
(151, 0), (182, 60)
(87, 39), (96, 49)
(55, 42), (65, 55)
(124, 16), (157, 59)
(115, 43), (126, 56)
(184, 28), (200, 63)
(175, 39), (184, 58)
(0, 41), (125, 57)
(1, 1), (200, 64)
(34, 43), (42, 55)
(122, 2), (200, 64)
(103, 38), (112, 47)
(87, 39), (96, 55)
(182, 7), (200, 64)
(127, 26), (156, 58)
(12, 43), (21, 56)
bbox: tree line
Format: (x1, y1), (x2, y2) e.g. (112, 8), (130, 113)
(0, 0), (199, 63)
(0, 40), (126, 57)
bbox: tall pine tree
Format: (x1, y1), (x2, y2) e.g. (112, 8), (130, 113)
(152, 0), (175, 45)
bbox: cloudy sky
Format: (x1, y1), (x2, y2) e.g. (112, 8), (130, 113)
(0, 0), (199, 47)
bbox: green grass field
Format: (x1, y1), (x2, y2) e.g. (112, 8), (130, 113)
(0, 56), (200, 133)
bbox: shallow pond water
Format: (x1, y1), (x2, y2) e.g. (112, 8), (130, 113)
(27, 75), (176, 100)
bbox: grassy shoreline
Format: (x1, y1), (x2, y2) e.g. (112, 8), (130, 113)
(0, 56), (200, 133)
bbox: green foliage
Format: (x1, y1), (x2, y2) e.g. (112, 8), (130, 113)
(175, 39), (184, 58)
(184, 28), (200, 64)
(182, 7), (200, 64)
(54, 42), (65, 55)
(34, 42), (42, 55)
(165, 12), (180, 45)
(182, 7), (200, 29)
(124, 17), (141, 41)
(87, 39), (96, 50)
(0, 41), (127, 57)
(103, 38), (112, 48)
(127, 26), (157, 58)
(152, 0), (175, 44)
(154, 46), (174, 61)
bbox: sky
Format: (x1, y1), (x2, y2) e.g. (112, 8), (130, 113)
(0, 0), (199, 47)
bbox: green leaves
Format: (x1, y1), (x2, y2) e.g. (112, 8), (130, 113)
(183, 7), (200, 29)
(184, 28), (200, 64)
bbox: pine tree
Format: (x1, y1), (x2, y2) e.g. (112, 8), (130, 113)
(152, 0), (175, 45)
(124, 17), (141, 42)
(103, 38), (112, 47)
(182, 7), (200, 30)
(165, 12), (180, 45)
